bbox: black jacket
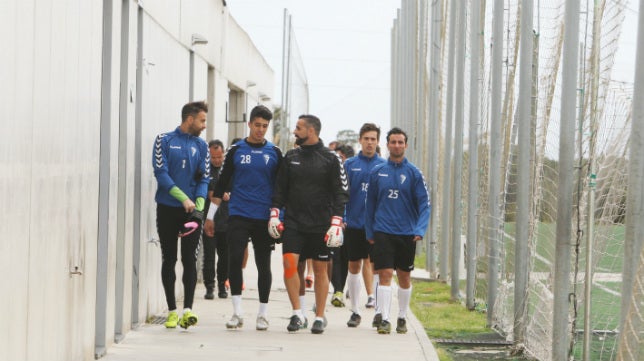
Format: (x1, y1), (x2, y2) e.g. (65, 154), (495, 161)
(272, 141), (349, 233)
(207, 165), (229, 232)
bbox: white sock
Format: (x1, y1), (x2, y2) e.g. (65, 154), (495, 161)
(374, 292), (381, 314)
(398, 286), (412, 319)
(294, 309), (305, 322)
(258, 302), (268, 317)
(373, 274), (380, 312)
(299, 295), (307, 312)
(377, 285), (392, 321)
(347, 272), (361, 313)
(232, 295), (243, 316)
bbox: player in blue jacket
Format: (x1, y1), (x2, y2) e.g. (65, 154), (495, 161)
(365, 127), (431, 335)
(343, 123), (386, 328)
(153, 101), (210, 329)
(204, 105), (283, 331)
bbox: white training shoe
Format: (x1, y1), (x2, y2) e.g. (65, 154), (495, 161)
(226, 314), (244, 329)
(256, 315), (269, 331)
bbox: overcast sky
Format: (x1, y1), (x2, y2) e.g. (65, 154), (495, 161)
(227, 1), (639, 149)
(612, 5), (638, 84)
(227, 0), (401, 146)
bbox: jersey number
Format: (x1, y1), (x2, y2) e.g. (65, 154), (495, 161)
(388, 189), (399, 199)
(361, 182), (368, 192)
(240, 154), (251, 164)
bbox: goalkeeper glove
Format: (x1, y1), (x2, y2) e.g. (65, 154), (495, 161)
(267, 208), (284, 239)
(179, 209), (204, 237)
(324, 216), (344, 247)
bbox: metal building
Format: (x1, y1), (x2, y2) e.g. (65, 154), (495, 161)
(0, 1), (274, 359)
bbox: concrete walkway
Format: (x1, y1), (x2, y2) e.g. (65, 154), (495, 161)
(102, 246), (439, 361)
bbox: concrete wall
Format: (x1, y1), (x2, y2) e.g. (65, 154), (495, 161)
(0, 0), (274, 360)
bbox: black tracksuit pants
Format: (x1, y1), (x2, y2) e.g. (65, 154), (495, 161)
(156, 204), (201, 310)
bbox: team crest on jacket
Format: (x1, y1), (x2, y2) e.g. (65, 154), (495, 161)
(400, 174), (407, 184)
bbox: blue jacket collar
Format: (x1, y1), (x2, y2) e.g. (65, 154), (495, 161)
(387, 157), (408, 167)
(358, 151), (379, 161)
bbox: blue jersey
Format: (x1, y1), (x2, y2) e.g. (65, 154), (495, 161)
(344, 152), (386, 229)
(365, 158), (431, 240)
(153, 127), (210, 207)
(213, 139), (282, 220)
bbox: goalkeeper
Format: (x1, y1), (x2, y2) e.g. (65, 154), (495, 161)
(152, 101), (210, 330)
(365, 127), (431, 335)
(270, 114), (349, 335)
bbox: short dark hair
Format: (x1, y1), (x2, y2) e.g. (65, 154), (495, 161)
(250, 105), (272, 122)
(336, 144), (355, 158)
(386, 127), (408, 143)
(298, 114), (321, 135)
(359, 123), (381, 140)
(231, 137), (242, 145)
(208, 139), (224, 150)
(181, 101), (208, 122)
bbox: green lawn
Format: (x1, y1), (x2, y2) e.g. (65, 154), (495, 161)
(412, 223), (625, 360)
(502, 223), (624, 273)
(411, 280), (529, 361)
(410, 280), (488, 339)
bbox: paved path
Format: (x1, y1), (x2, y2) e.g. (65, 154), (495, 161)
(102, 246), (439, 361)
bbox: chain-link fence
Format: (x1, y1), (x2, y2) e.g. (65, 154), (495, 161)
(391, 1), (642, 360)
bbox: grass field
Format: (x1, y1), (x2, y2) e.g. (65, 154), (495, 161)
(502, 223), (624, 273)
(410, 280), (530, 361)
(412, 223), (626, 360)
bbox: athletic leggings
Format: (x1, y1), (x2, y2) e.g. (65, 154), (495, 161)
(227, 216), (274, 303)
(157, 204), (201, 310)
(331, 244), (349, 293)
(202, 231), (228, 290)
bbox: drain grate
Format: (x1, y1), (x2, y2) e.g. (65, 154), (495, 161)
(434, 338), (513, 346)
(147, 316), (166, 325)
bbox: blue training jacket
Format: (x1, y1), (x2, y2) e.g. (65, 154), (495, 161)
(344, 151), (386, 229)
(364, 157), (431, 240)
(213, 139), (282, 220)
(153, 127), (210, 207)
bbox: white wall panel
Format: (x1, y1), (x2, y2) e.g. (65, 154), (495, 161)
(193, 55), (208, 103)
(181, 0), (225, 68)
(0, 0), (33, 360)
(1, 1), (276, 359)
(140, 0), (180, 40)
(14, 0), (104, 360)
(224, 16), (274, 101)
(139, 14), (191, 317)
(210, 72), (231, 144)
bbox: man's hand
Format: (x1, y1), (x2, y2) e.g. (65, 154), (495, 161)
(413, 235), (423, 242)
(325, 216), (344, 247)
(182, 198), (196, 213)
(268, 208), (284, 239)
(204, 219), (215, 237)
